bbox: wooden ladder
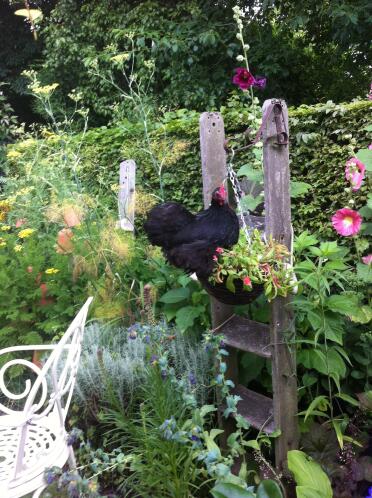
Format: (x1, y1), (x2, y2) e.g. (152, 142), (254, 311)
(199, 100), (298, 474)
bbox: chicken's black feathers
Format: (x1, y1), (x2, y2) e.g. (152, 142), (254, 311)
(144, 188), (239, 277)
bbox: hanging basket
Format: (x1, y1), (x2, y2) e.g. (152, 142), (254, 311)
(198, 275), (264, 305)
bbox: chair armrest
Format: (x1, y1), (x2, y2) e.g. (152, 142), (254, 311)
(0, 344), (71, 357)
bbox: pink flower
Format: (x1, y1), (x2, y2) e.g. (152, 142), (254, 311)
(345, 158), (365, 191)
(331, 208), (362, 237)
(368, 144), (372, 150)
(15, 218), (27, 228)
(213, 255), (218, 261)
(368, 83), (372, 100)
(232, 67), (255, 90)
(243, 276), (252, 287)
(215, 247), (224, 254)
(362, 254), (372, 265)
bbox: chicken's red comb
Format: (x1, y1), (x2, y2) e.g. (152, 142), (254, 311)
(218, 185), (227, 198)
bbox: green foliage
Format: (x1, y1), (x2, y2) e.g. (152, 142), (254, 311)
(288, 450), (333, 498)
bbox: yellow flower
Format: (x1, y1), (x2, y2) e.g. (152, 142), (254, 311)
(14, 244), (23, 252)
(32, 83), (59, 95)
(6, 150), (22, 159)
(1, 225), (11, 231)
(18, 228), (35, 239)
(0, 237), (6, 248)
(45, 268), (59, 274)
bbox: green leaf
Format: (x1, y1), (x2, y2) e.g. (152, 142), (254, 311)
(211, 483), (255, 498)
(237, 164), (263, 183)
(240, 194), (263, 212)
(296, 487), (327, 498)
(335, 393), (359, 407)
(356, 263), (372, 284)
(294, 231), (319, 252)
(256, 480), (283, 498)
(356, 148), (372, 172)
(332, 419), (344, 449)
(287, 450), (332, 498)
(159, 287), (190, 303)
(175, 305), (202, 331)
(325, 294), (359, 315)
(291, 181), (311, 198)
(303, 395), (329, 422)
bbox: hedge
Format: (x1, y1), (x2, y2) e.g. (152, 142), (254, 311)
(7, 99), (371, 238)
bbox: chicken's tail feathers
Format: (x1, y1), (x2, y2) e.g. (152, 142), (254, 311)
(165, 240), (216, 278)
(144, 202), (195, 248)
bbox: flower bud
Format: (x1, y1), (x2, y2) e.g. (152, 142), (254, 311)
(236, 55), (244, 62)
(244, 44), (250, 50)
(236, 33), (242, 41)
(344, 187), (351, 193)
(348, 199), (355, 205)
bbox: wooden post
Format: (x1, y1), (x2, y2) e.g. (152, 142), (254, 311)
(200, 112), (237, 441)
(262, 100), (298, 473)
(118, 160), (136, 231)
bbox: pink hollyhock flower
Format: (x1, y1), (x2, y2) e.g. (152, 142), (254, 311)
(253, 76), (267, 90)
(331, 208), (362, 236)
(216, 247), (224, 254)
(345, 158), (366, 191)
(232, 67), (255, 90)
(368, 144), (372, 150)
(15, 218), (27, 228)
(362, 254), (372, 265)
(213, 255), (218, 261)
(243, 276), (252, 287)
(368, 83), (372, 100)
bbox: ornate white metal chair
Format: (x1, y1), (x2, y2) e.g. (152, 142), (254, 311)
(0, 297), (93, 498)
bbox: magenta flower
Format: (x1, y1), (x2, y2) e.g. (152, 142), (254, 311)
(362, 254), (372, 265)
(213, 255), (218, 261)
(243, 276), (252, 287)
(253, 76), (267, 90)
(332, 208), (362, 237)
(345, 157), (366, 191)
(368, 144), (372, 150)
(232, 67), (255, 90)
(368, 83), (372, 100)
(215, 247), (224, 254)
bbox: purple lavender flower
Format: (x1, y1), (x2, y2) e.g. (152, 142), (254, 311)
(150, 354), (158, 365)
(67, 428), (82, 446)
(188, 373), (196, 386)
(365, 486), (372, 498)
(253, 76), (267, 90)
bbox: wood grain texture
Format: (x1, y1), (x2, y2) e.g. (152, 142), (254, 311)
(118, 160), (136, 231)
(262, 99), (299, 471)
(232, 384), (275, 433)
(219, 315), (271, 358)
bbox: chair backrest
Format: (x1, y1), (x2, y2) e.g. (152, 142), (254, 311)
(0, 297), (93, 424)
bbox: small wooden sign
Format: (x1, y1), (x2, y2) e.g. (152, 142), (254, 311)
(118, 160), (136, 231)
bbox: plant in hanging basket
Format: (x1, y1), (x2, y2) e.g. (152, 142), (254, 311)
(200, 229), (295, 304)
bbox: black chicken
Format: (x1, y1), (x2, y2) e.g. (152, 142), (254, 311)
(144, 185), (239, 277)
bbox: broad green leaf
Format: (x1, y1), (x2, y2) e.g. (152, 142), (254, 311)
(349, 305), (372, 324)
(287, 450), (332, 498)
(159, 287), (190, 303)
(356, 263), (372, 284)
(240, 194), (263, 212)
(356, 148), (372, 171)
(256, 480), (283, 498)
(296, 486), (327, 498)
(226, 274), (236, 293)
(325, 294), (359, 315)
(294, 231), (319, 251)
(175, 305), (202, 331)
(291, 181), (311, 198)
(211, 483), (255, 498)
(200, 404), (217, 418)
(237, 164), (263, 183)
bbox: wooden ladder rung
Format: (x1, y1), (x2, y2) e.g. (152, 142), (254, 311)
(232, 384), (275, 433)
(219, 316), (271, 358)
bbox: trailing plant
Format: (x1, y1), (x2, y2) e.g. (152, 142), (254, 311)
(210, 229), (295, 301)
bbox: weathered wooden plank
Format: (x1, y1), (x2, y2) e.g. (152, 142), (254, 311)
(118, 159), (136, 231)
(263, 99), (298, 471)
(199, 112), (235, 330)
(232, 384), (275, 433)
(218, 315), (271, 358)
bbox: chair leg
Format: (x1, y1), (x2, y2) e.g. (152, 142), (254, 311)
(32, 484), (47, 498)
(68, 445), (77, 470)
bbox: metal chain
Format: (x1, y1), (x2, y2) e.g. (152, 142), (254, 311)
(226, 148), (252, 246)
